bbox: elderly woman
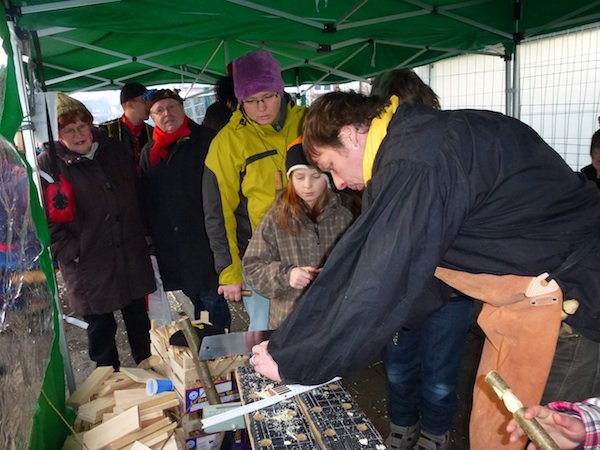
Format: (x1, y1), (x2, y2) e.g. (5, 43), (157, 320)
(139, 89), (230, 330)
(38, 93), (155, 370)
(251, 91), (600, 449)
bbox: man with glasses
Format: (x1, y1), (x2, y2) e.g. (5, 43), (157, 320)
(139, 89), (230, 330)
(203, 51), (306, 331)
(100, 82), (153, 175)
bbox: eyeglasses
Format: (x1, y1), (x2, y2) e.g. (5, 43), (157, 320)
(150, 103), (181, 116)
(242, 92), (279, 108)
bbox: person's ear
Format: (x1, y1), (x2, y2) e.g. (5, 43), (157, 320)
(339, 125), (357, 148)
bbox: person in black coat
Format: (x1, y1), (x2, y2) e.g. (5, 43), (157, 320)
(581, 128), (600, 190)
(140, 89), (230, 330)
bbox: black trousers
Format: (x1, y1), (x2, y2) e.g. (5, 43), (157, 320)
(84, 297), (151, 369)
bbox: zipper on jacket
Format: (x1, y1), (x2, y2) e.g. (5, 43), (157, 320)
(314, 224), (320, 246)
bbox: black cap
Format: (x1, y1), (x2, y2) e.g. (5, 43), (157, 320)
(144, 89), (184, 107)
(286, 137), (310, 177)
(120, 82), (147, 104)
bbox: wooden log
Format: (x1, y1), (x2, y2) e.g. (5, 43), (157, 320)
(67, 366), (114, 406)
(82, 406), (141, 450)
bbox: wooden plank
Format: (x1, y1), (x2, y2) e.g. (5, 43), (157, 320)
(118, 423), (177, 450)
(77, 395), (116, 424)
(150, 434), (179, 450)
(115, 391), (176, 413)
(82, 406), (141, 450)
(97, 373), (138, 397)
(130, 442), (152, 450)
(120, 367), (159, 383)
(67, 366), (114, 406)
(107, 417), (171, 450)
(114, 389), (148, 411)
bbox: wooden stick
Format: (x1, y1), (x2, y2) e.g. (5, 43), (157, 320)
(485, 371), (559, 450)
(176, 317), (220, 405)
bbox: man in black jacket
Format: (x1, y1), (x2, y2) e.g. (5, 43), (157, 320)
(140, 89), (230, 330)
(250, 92), (600, 449)
(101, 82), (153, 174)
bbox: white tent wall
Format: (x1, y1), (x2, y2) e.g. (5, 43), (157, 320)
(417, 25), (600, 171)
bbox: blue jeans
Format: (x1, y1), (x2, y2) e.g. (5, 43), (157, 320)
(185, 288), (231, 331)
(242, 272), (270, 331)
(383, 297), (472, 435)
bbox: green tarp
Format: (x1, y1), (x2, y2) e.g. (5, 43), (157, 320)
(8, 0), (600, 92)
(0, 4), (71, 449)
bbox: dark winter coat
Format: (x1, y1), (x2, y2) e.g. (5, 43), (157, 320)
(269, 104), (600, 385)
(581, 164), (600, 190)
(100, 117), (153, 171)
(37, 130), (155, 316)
(139, 120), (219, 294)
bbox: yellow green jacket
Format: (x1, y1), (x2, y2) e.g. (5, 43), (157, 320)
(203, 97), (306, 285)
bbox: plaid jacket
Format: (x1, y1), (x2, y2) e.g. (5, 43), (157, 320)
(242, 192), (353, 328)
(548, 397), (600, 449)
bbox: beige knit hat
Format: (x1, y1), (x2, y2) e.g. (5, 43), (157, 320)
(56, 92), (90, 118)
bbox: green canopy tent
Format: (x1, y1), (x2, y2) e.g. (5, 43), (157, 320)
(8, 0), (600, 96)
(0, 1), (599, 449)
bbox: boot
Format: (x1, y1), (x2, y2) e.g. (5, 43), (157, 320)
(386, 423), (421, 450)
(415, 431), (449, 450)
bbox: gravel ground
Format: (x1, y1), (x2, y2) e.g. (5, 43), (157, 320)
(62, 289), (483, 449)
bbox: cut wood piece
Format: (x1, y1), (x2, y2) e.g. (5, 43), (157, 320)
(130, 442), (152, 450)
(115, 391), (177, 413)
(114, 388), (149, 410)
(150, 434), (179, 450)
(77, 395), (116, 424)
(82, 406), (141, 450)
(97, 373), (138, 397)
(67, 366), (114, 406)
(107, 417), (172, 450)
(120, 367), (159, 383)
(139, 410), (166, 422)
(119, 422), (177, 450)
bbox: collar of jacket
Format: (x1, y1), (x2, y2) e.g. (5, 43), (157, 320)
(363, 95), (399, 185)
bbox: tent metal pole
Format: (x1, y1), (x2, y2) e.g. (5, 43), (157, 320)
(504, 52), (512, 117)
(512, 44), (521, 119)
(7, 20), (77, 394)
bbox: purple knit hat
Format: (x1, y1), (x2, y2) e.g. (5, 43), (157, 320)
(233, 51), (285, 102)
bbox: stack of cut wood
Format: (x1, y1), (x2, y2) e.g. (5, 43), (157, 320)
(149, 320), (246, 408)
(62, 366), (180, 450)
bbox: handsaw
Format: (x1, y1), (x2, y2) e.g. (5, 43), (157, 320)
(198, 330), (274, 360)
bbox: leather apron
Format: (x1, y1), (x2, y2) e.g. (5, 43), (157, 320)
(435, 268), (563, 449)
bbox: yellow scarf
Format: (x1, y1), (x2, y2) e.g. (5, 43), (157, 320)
(363, 95), (399, 184)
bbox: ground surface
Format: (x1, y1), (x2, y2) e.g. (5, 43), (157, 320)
(63, 293), (484, 449)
